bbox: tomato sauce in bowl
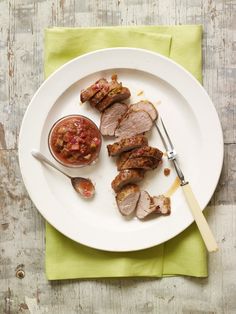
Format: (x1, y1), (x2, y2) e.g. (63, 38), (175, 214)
(48, 115), (102, 167)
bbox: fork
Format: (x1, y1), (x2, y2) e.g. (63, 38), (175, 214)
(155, 118), (218, 252)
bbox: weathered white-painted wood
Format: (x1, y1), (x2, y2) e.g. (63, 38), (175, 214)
(0, 0), (235, 313)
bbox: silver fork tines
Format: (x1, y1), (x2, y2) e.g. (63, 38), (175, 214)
(160, 118), (175, 151)
(154, 118), (187, 186)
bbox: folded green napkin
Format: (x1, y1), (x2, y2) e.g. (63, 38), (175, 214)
(44, 25), (207, 280)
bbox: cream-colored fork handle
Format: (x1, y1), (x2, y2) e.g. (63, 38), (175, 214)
(182, 183), (218, 252)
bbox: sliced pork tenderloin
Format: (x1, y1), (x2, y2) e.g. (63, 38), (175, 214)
(90, 79), (122, 107)
(151, 195), (171, 215)
(119, 156), (161, 171)
(107, 135), (148, 157)
(136, 193), (171, 219)
(129, 146), (163, 160)
(114, 109), (153, 138)
(111, 169), (145, 193)
(136, 191), (155, 219)
(96, 87), (131, 112)
(80, 78), (108, 103)
(100, 103), (128, 136)
(130, 100), (158, 121)
(116, 184), (140, 216)
(116, 151), (133, 170)
(117, 146), (163, 170)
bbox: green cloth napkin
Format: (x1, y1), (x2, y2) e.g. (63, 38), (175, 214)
(44, 25), (207, 280)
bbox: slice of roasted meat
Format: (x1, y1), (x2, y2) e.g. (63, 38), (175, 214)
(96, 87), (131, 112)
(100, 103), (128, 136)
(116, 184), (140, 216)
(90, 79), (122, 107)
(80, 78), (108, 103)
(136, 191), (153, 219)
(117, 146), (163, 170)
(151, 195), (171, 215)
(130, 100), (158, 121)
(111, 169), (145, 193)
(107, 135), (148, 157)
(114, 109), (153, 138)
(136, 193), (171, 219)
(119, 156), (161, 171)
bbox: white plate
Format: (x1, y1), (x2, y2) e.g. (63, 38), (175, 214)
(19, 48), (223, 252)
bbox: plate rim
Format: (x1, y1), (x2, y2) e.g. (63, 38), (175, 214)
(18, 47), (224, 251)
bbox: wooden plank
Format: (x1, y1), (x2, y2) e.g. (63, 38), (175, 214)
(0, 0), (235, 313)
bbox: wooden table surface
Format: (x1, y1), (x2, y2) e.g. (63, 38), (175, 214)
(0, 1), (235, 313)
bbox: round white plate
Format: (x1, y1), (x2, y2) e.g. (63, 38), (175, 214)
(19, 48), (223, 252)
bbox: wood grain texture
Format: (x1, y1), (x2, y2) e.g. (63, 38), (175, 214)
(0, 0), (236, 313)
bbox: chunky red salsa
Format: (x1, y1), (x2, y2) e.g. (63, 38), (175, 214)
(49, 115), (102, 167)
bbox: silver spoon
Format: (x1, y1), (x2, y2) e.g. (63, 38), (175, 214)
(31, 150), (95, 199)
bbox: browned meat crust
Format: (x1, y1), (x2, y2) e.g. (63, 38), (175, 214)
(111, 169), (145, 192)
(107, 135), (148, 156)
(119, 156), (161, 171)
(80, 78), (108, 103)
(90, 80), (122, 107)
(117, 146), (163, 170)
(96, 87), (131, 112)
